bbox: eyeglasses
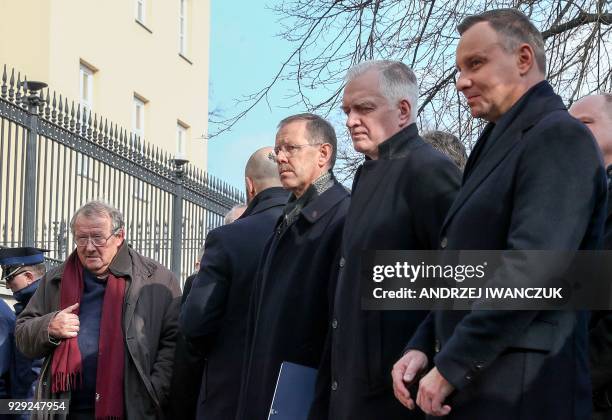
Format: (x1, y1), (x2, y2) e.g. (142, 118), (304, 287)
(5, 269), (26, 283)
(273, 143), (324, 157)
(73, 229), (121, 247)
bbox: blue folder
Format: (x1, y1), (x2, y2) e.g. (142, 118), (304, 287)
(268, 362), (317, 420)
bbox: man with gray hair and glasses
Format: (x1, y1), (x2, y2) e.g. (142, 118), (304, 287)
(310, 60), (461, 419)
(16, 200), (181, 419)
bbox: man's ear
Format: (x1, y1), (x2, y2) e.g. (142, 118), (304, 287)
(398, 99), (412, 125)
(245, 176), (256, 201)
(517, 43), (537, 75)
(318, 144), (333, 168)
(24, 270), (36, 285)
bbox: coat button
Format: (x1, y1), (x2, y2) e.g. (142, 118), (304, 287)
(435, 339), (441, 353)
(331, 319), (338, 329)
(440, 237), (448, 249)
(473, 361), (485, 370)
(331, 381), (338, 391)
(339, 257), (345, 268)
(465, 374), (472, 381)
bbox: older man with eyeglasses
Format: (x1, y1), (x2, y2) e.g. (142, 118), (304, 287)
(15, 200), (181, 420)
(235, 113), (350, 420)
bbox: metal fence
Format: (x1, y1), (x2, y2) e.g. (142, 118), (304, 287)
(0, 64), (245, 284)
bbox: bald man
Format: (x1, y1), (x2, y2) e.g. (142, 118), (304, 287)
(570, 94), (612, 420)
(177, 147), (286, 419)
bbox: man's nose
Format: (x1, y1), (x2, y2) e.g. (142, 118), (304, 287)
(85, 239), (97, 252)
(275, 150), (289, 164)
(345, 111), (359, 129)
(455, 72), (471, 92)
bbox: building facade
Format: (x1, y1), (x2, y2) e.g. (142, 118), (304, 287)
(0, 0), (210, 170)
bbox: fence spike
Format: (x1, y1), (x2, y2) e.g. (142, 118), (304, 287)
(103, 118), (109, 146)
(63, 98), (69, 128)
(92, 113), (99, 142)
(107, 122), (114, 148)
(44, 88), (51, 119)
(86, 109), (93, 138)
(75, 103), (81, 133)
(51, 91), (57, 123)
(8, 68), (15, 101)
(1, 64), (7, 99)
(15, 72), (22, 105)
(57, 94), (64, 124)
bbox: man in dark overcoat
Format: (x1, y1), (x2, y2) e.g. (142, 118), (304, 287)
(236, 113), (350, 420)
(310, 60), (461, 420)
(571, 93), (612, 420)
(174, 147), (286, 419)
(393, 9), (607, 420)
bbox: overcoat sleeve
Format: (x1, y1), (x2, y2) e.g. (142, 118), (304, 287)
(15, 274), (59, 360)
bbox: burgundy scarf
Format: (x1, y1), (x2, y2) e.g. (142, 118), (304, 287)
(51, 251), (126, 420)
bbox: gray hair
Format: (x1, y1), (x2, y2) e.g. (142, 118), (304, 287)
(422, 131), (468, 171)
(224, 204), (247, 224)
(277, 113), (338, 168)
(70, 200), (125, 235)
(346, 60), (419, 121)
(458, 9), (546, 74)
(23, 262), (46, 278)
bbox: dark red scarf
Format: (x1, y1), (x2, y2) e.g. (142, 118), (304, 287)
(51, 251), (126, 420)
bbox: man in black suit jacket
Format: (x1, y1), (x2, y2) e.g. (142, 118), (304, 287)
(237, 113), (350, 420)
(176, 147), (286, 419)
(393, 9), (607, 420)
(312, 60), (461, 420)
(571, 93), (612, 420)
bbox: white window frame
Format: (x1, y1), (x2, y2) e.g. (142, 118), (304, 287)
(132, 96), (146, 141)
(79, 64), (94, 113)
(136, 0), (146, 24)
(77, 154), (91, 178)
(178, 0), (188, 55)
(177, 122), (188, 158)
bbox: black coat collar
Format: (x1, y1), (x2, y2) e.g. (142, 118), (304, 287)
(300, 181), (349, 224)
(443, 81), (565, 230)
(240, 187), (288, 219)
(375, 123), (423, 161)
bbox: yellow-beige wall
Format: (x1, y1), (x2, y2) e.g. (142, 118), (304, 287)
(0, 0), (209, 170)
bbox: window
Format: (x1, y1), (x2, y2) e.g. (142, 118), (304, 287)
(79, 64), (94, 112)
(132, 95), (146, 140)
(178, 0), (188, 55)
(77, 154), (91, 178)
(136, 0), (146, 23)
(177, 122), (188, 158)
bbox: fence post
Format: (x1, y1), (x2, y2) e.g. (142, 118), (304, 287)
(22, 81), (47, 247)
(170, 158), (189, 280)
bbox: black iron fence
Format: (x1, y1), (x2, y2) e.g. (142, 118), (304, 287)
(0, 64), (245, 284)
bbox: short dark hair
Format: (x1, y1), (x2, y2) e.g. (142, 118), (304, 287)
(422, 130), (468, 171)
(277, 113), (338, 168)
(458, 8), (546, 74)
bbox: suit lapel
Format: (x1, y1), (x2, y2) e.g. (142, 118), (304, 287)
(442, 124), (523, 230)
(442, 81), (566, 232)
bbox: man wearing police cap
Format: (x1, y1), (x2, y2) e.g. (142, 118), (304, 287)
(0, 247), (47, 404)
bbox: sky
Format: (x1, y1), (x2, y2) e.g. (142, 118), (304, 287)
(207, 1), (304, 194)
